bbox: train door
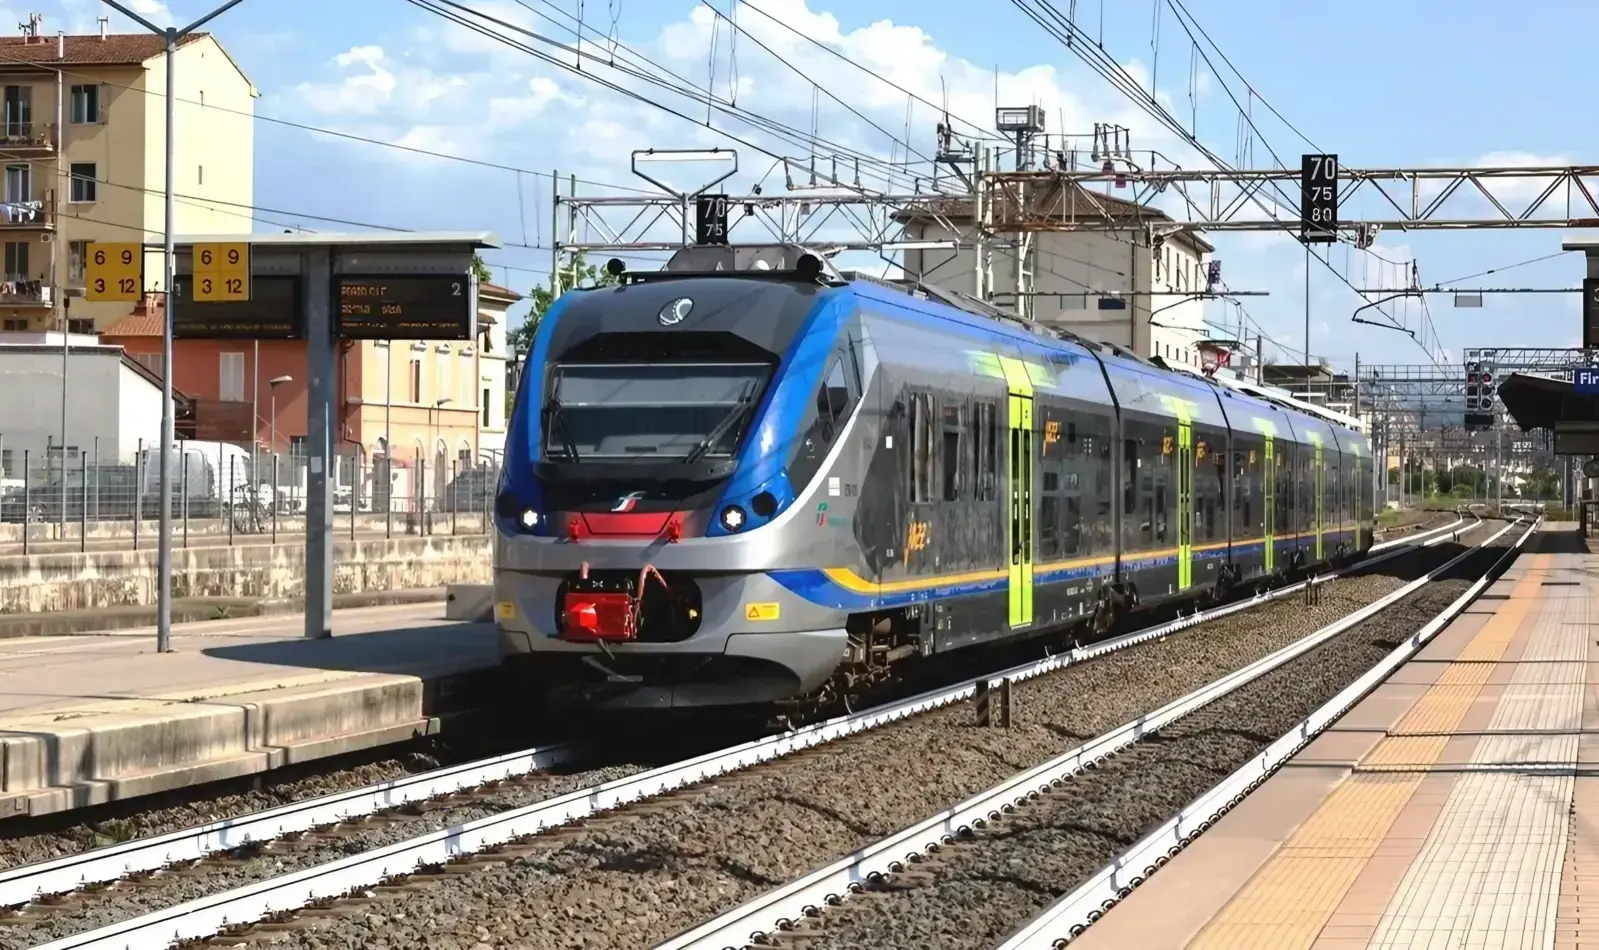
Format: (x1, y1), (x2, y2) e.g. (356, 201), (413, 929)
(1263, 435), (1276, 572)
(1313, 439), (1325, 561)
(1008, 391), (1034, 628)
(1177, 421), (1194, 589)
(1351, 445), (1362, 551)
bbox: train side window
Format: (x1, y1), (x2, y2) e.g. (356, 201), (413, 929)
(907, 391), (936, 503)
(1040, 470), (1061, 557)
(971, 400), (997, 501)
(941, 403), (965, 501)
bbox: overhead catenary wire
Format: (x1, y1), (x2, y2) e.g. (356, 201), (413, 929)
(1016, 0), (1438, 364)
(412, 0), (951, 195)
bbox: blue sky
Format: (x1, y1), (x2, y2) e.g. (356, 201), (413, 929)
(49, 0), (1599, 371)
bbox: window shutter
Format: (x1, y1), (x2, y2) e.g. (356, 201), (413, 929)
(98, 84), (108, 124)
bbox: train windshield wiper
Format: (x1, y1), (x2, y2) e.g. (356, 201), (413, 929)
(543, 384), (582, 462)
(684, 381), (757, 464)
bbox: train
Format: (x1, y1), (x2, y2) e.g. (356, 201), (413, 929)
(492, 246), (1377, 718)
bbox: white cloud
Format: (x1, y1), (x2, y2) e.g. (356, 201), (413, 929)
(128, 0), (168, 18)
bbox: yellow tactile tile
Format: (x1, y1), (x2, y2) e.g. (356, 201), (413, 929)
(1184, 555), (1553, 950)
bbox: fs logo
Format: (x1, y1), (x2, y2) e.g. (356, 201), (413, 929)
(611, 491), (648, 512)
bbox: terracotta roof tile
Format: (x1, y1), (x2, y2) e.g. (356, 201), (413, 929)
(101, 313), (164, 337)
(0, 33), (206, 68)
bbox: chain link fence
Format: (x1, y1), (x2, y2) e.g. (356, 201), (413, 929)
(0, 438), (498, 553)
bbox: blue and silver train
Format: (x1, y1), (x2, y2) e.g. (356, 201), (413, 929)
(492, 247), (1376, 715)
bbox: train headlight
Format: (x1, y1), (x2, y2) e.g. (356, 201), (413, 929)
(519, 509), (539, 529)
(719, 505), (746, 532)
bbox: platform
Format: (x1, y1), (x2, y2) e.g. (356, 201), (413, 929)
(0, 603), (499, 818)
(1072, 522), (1597, 950)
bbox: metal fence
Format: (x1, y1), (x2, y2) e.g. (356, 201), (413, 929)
(0, 440), (499, 553)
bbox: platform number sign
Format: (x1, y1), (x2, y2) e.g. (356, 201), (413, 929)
(1299, 153), (1339, 244)
(85, 242), (142, 302)
(193, 242), (251, 302)
(1584, 278), (1599, 349)
(695, 193), (730, 246)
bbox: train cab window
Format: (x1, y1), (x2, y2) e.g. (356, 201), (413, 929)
(816, 357), (851, 427)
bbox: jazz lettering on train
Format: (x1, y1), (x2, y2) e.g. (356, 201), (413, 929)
(905, 521), (930, 554)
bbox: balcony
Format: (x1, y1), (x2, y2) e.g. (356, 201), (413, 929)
(0, 122), (54, 152)
(0, 197), (52, 229)
(0, 279), (52, 307)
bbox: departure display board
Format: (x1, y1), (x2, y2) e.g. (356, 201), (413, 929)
(171, 274), (303, 339)
(335, 274), (473, 340)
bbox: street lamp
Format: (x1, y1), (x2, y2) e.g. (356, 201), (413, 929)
(99, 0), (249, 654)
(432, 397), (451, 510)
(268, 375), (291, 453)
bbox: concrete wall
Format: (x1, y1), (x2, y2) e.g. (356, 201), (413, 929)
(0, 342), (134, 462)
(0, 532), (492, 613)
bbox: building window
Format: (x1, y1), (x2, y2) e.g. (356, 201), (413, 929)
(409, 359), (421, 403)
(68, 162), (96, 203)
(135, 352), (164, 377)
(1, 319), (24, 331)
(481, 388), (491, 427)
(0, 449), (10, 477)
(67, 239), (85, 283)
(3, 240), (27, 280)
(219, 351), (244, 402)
(67, 318), (92, 334)
(68, 84), (99, 124)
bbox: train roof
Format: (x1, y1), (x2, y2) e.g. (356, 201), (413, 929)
(603, 253), (1363, 437)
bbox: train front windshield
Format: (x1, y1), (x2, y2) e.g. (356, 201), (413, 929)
(543, 361), (768, 462)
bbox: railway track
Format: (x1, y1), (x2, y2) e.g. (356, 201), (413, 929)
(8, 513), (1472, 950)
(658, 517), (1532, 950)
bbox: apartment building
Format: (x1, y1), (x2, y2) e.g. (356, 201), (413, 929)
(894, 187), (1215, 365)
(0, 15), (255, 335)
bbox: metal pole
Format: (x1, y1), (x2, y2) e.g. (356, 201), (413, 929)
(59, 297), (67, 535)
(385, 338), (391, 539)
(100, 0), (251, 654)
(304, 245), (333, 639)
(251, 339), (258, 510)
(1303, 242), (1311, 397)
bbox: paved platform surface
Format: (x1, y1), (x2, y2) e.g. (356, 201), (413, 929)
(0, 603), (499, 818)
(1072, 523), (1596, 950)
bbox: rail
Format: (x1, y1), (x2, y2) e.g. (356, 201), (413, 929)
(21, 515), (1470, 948)
(652, 516), (1521, 950)
(995, 517), (1540, 950)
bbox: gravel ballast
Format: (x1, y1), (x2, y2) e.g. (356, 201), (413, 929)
(206, 533), (1491, 950)
(796, 538), (1517, 950)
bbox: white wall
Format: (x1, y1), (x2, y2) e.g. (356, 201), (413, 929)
(117, 360), (163, 459)
(0, 344), (129, 467)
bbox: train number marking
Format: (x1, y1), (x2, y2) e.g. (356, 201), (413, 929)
(906, 521), (930, 554)
(745, 602), (781, 621)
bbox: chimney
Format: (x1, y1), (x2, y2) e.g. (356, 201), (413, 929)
(97, 16), (107, 39)
(56, 31), (62, 59)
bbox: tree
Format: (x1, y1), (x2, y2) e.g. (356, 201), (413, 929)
(471, 254), (492, 283)
(506, 251), (618, 354)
